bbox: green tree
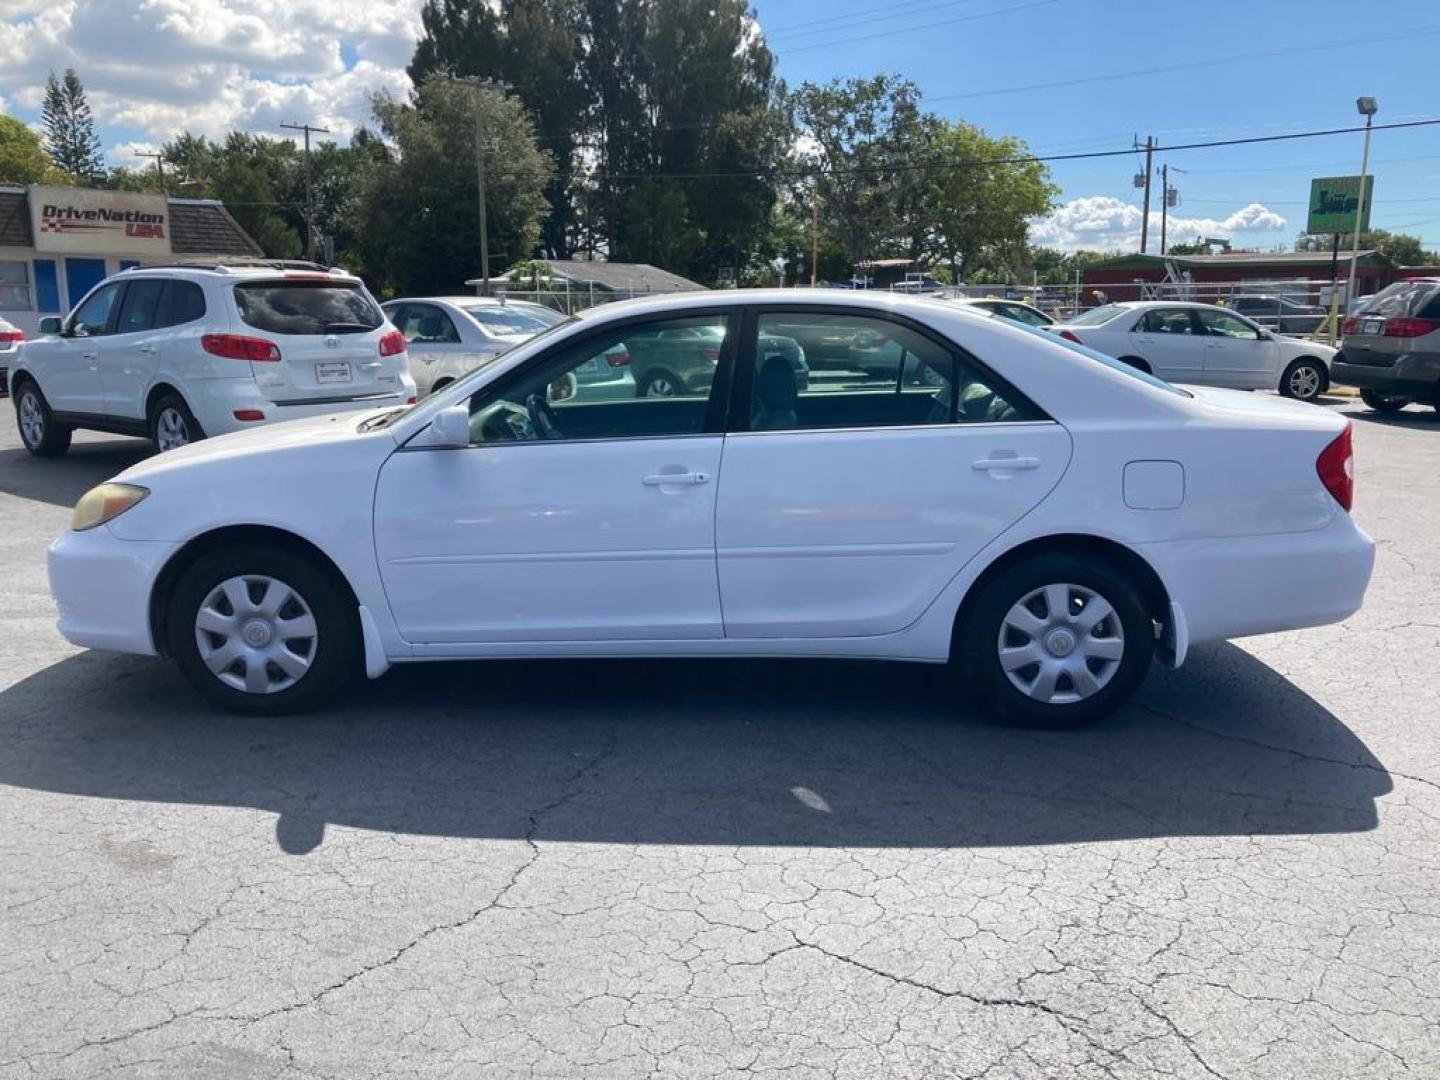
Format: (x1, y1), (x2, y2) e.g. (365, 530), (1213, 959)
(41, 69), (105, 180)
(352, 75), (553, 295)
(1296, 228), (1434, 265)
(0, 115), (65, 184)
(1163, 239), (1207, 256)
(1028, 247), (1110, 287)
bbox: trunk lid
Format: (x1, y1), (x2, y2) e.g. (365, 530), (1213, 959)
(230, 276), (407, 405)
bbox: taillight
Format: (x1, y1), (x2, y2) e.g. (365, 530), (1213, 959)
(0, 330), (22, 344)
(378, 329), (407, 357)
(1341, 315), (1360, 334)
(1382, 317), (1438, 338)
(606, 348), (630, 368)
(700, 346), (721, 363)
(1316, 424), (1354, 512)
(1058, 329), (1082, 344)
(202, 334), (281, 362)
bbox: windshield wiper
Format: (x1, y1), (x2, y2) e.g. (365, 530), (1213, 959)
(324, 321), (375, 334)
(358, 408), (405, 432)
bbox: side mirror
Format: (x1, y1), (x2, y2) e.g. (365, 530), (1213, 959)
(39, 316), (62, 335)
(417, 405), (471, 449)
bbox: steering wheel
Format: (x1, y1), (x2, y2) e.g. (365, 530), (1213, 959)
(525, 394), (563, 440)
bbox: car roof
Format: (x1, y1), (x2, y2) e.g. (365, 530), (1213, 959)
(573, 287), (997, 323)
(118, 263), (362, 285)
(384, 296), (552, 309)
(1112, 301), (1244, 312)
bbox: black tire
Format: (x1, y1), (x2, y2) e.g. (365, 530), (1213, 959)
(148, 393), (205, 454)
(1360, 389), (1409, 413)
(1117, 356), (1152, 374)
(13, 380), (72, 457)
(1279, 357), (1328, 401)
(955, 552), (1154, 729)
(166, 543), (361, 715)
(636, 369), (682, 397)
(430, 378), (454, 394)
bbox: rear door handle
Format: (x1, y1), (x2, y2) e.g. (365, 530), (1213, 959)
(644, 471), (711, 486)
(973, 456), (1040, 471)
(139, 344), (158, 354)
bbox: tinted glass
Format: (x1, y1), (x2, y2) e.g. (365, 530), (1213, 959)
(1139, 309), (1196, 334)
(165, 281), (206, 326)
(69, 283), (120, 337)
(1009, 322), (1192, 398)
(466, 314), (730, 443)
(1004, 304), (1050, 327)
(395, 304), (460, 344)
(1063, 304), (1126, 326)
(751, 312), (1035, 432)
(1364, 281), (1439, 318)
(462, 304), (563, 335)
(115, 279), (166, 334)
(234, 281), (383, 335)
(1196, 309), (1260, 340)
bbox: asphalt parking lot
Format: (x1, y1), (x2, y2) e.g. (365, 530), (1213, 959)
(0, 398), (1437, 1080)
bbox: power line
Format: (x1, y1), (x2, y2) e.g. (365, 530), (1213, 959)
(777, 0), (1057, 55)
(765, 0), (980, 42)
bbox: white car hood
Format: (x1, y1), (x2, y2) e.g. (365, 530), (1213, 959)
(114, 409), (391, 484)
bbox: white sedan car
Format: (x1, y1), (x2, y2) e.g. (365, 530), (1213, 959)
(47, 291), (1374, 726)
(1052, 301), (1336, 401)
(381, 296), (564, 397)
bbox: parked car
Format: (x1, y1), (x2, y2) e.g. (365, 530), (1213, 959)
(1230, 294), (1327, 335)
(1332, 278), (1440, 413)
(0, 315), (21, 397)
(625, 322), (809, 397)
(1049, 301), (1335, 401)
(380, 296), (564, 397)
(48, 291), (1372, 728)
(952, 297), (1055, 328)
(9, 261), (416, 456)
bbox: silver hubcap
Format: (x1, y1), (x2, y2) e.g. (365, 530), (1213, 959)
(18, 392), (44, 447)
(645, 376), (677, 397)
(194, 575), (318, 695)
(156, 407), (190, 452)
(998, 582), (1126, 705)
(1289, 365), (1321, 399)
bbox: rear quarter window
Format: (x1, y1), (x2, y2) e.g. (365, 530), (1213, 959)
(234, 281), (383, 336)
(1062, 304), (1126, 327)
(1362, 282), (1437, 319)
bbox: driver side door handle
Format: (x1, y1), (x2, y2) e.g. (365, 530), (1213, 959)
(643, 471), (710, 486)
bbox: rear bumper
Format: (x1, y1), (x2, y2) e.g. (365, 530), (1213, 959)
(1332, 352), (1440, 397)
(1139, 514), (1374, 648)
(188, 375), (417, 437)
(48, 527), (178, 656)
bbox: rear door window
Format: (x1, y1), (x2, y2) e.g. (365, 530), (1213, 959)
(115, 279), (167, 334)
(233, 281), (383, 336)
(1139, 309), (1197, 334)
(162, 281), (206, 326)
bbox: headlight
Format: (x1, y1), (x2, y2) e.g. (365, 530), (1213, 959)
(71, 483), (149, 531)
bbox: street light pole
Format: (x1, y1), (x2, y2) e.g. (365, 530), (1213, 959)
(449, 77), (511, 295)
(1344, 97), (1378, 317)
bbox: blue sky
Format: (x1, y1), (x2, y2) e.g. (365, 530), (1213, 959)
(3, 0), (1438, 252)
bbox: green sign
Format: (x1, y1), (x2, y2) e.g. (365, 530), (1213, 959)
(1307, 175), (1374, 234)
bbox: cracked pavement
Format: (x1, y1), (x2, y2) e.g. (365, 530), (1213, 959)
(0, 399), (1437, 1079)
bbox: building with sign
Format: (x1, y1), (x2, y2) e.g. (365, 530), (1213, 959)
(0, 184), (262, 336)
(1079, 250), (1400, 306)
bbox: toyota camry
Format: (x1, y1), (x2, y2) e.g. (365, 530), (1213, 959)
(46, 291), (1374, 726)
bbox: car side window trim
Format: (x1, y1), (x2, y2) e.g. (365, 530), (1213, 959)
(724, 304), (1049, 434)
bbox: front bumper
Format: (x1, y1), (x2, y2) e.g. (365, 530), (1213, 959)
(1139, 513), (1375, 648)
(48, 527), (179, 656)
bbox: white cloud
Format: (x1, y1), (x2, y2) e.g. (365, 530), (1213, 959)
(0, 0), (423, 145)
(1032, 195), (1289, 252)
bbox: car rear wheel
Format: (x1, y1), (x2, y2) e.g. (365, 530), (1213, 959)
(149, 394), (205, 453)
(637, 370), (681, 397)
(14, 381), (72, 457)
(1117, 356), (1152, 374)
(956, 552), (1154, 728)
(1279, 358), (1327, 401)
(1360, 389), (1410, 413)
(166, 543), (361, 715)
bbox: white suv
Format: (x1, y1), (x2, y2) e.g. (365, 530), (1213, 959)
(8, 261), (416, 456)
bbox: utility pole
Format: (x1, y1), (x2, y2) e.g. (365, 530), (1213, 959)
(1159, 164), (1182, 256)
(281, 121), (330, 263)
(135, 150), (166, 192)
(449, 77), (512, 294)
(810, 180), (820, 286)
(1345, 98), (1378, 319)
(1135, 136), (1155, 254)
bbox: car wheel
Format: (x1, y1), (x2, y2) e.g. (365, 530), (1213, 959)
(956, 552), (1154, 728)
(166, 543), (361, 715)
(637, 370), (680, 397)
(1117, 356), (1152, 374)
(1360, 389), (1410, 413)
(1279, 358), (1327, 401)
(149, 394), (205, 453)
(14, 381), (72, 457)
(430, 378), (453, 395)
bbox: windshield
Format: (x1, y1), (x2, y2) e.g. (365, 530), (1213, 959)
(1062, 304), (1126, 327)
(234, 281), (383, 335)
(1011, 322), (1192, 398)
(461, 304), (565, 335)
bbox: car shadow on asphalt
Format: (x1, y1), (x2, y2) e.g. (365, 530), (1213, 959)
(0, 438), (150, 508)
(1340, 405), (1439, 429)
(0, 642), (1390, 855)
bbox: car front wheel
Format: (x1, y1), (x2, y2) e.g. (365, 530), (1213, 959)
(956, 553), (1154, 728)
(166, 543), (361, 714)
(1279, 358), (1327, 401)
(14, 381), (72, 457)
